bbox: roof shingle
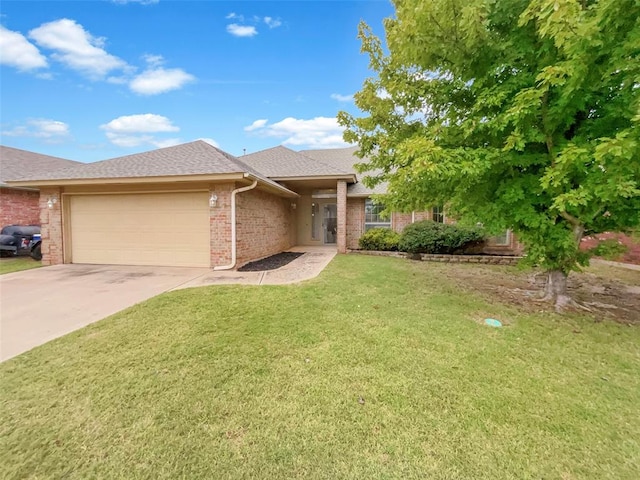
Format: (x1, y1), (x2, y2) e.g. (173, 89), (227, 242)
(0, 146), (81, 186)
(10, 141), (263, 181)
(242, 146), (352, 177)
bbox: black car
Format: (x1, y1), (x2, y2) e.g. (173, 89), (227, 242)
(0, 225), (42, 260)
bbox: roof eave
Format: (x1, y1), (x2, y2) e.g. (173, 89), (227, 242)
(268, 174), (357, 183)
(0, 183), (39, 192)
(244, 173), (299, 198)
(6, 173), (249, 188)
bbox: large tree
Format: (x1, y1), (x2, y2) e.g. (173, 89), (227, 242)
(339, 0), (640, 310)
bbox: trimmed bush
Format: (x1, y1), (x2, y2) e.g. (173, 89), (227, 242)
(358, 228), (400, 251)
(399, 220), (486, 254)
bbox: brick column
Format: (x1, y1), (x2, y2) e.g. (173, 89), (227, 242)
(337, 180), (347, 253)
(39, 187), (63, 265)
(210, 183), (234, 267)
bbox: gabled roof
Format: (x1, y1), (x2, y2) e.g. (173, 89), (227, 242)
(7, 141), (297, 197)
(242, 146), (353, 178)
(299, 146), (362, 174)
(0, 145), (81, 187)
(300, 146), (387, 196)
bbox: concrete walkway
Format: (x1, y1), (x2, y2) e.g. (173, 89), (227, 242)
(591, 258), (640, 271)
(0, 247), (336, 361)
(173, 246), (336, 289)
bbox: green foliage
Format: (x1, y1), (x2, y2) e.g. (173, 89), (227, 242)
(589, 239), (629, 260)
(339, 0), (640, 275)
(358, 227), (400, 251)
(398, 220), (486, 254)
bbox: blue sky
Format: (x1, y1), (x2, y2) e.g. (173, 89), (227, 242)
(0, 0), (394, 162)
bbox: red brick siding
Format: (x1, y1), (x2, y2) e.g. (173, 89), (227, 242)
(39, 187), (63, 266)
(210, 183), (233, 266)
(346, 197), (365, 249)
(0, 188), (40, 226)
(393, 211), (435, 233)
(235, 187), (293, 267)
(337, 181), (347, 253)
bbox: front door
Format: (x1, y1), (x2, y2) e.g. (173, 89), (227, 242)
(323, 204), (337, 244)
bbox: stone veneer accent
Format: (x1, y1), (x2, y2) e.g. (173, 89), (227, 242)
(38, 187), (63, 266)
(0, 188), (40, 226)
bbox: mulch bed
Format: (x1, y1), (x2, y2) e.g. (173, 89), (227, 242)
(238, 252), (305, 272)
(580, 232), (640, 265)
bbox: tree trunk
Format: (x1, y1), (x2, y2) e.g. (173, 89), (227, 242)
(542, 269), (572, 311)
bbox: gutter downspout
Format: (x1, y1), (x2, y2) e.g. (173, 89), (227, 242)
(213, 177), (258, 271)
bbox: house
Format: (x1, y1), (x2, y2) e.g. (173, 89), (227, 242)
(0, 146), (80, 226)
(6, 140), (520, 268)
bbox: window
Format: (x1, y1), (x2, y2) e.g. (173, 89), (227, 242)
(364, 198), (391, 231)
(311, 202), (320, 240)
(492, 230), (511, 246)
(432, 205), (445, 223)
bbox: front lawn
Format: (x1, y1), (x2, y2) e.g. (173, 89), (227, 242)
(1, 255), (638, 479)
(0, 256), (41, 275)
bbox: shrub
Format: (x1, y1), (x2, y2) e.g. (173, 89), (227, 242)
(589, 238), (628, 260)
(398, 220), (486, 254)
(358, 228), (400, 251)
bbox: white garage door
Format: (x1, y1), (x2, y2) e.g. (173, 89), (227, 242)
(69, 192), (210, 267)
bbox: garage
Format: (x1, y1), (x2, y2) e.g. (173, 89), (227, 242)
(68, 192), (210, 267)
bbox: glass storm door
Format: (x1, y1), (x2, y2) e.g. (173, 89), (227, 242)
(323, 204), (337, 244)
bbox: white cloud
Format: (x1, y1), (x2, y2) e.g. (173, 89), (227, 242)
(244, 119), (268, 132)
(330, 93), (353, 102)
(198, 138), (220, 148)
(129, 67), (195, 95)
(0, 25), (48, 71)
(244, 116), (351, 149)
(101, 113), (179, 133)
(264, 17), (282, 28)
(142, 53), (164, 67)
(100, 113), (181, 148)
(226, 24), (258, 37)
(29, 18), (127, 79)
(226, 12), (244, 21)
(1, 118), (70, 141)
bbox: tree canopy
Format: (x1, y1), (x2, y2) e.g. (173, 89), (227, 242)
(339, 0), (640, 297)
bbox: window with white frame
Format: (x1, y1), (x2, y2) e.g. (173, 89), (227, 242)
(364, 198), (391, 231)
(432, 205), (445, 223)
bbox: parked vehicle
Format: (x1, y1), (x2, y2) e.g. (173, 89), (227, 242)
(0, 225), (42, 260)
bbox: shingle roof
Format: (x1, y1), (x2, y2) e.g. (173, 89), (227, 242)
(242, 146), (352, 177)
(7, 141), (296, 196)
(299, 146), (362, 174)
(300, 146), (387, 196)
(11, 141), (261, 181)
(0, 146), (81, 187)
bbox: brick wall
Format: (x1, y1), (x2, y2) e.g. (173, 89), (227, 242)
(337, 181), (347, 253)
(0, 188), (40, 226)
(392, 211), (431, 233)
(346, 197), (365, 249)
(235, 187), (293, 267)
(210, 183), (233, 266)
(38, 187), (63, 266)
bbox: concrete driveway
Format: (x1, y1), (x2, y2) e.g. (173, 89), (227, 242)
(0, 264), (208, 362)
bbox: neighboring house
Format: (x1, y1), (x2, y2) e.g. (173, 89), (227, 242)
(0, 146), (80, 226)
(6, 140), (520, 268)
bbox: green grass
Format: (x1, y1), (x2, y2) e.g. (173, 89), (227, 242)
(0, 256), (41, 275)
(1, 255), (639, 479)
